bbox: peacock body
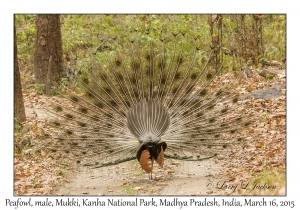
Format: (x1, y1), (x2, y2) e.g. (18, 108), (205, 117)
(41, 38), (251, 179)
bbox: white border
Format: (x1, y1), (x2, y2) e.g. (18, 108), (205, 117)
(1, 1), (298, 209)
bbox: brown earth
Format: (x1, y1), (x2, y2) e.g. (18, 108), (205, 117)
(54, 159), (224, 196)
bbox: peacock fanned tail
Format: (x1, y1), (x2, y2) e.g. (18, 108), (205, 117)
(39, 38), (252, 178)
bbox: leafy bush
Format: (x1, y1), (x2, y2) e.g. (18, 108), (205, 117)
(32, 83), (45, 95)
(16, 14), (286, 91)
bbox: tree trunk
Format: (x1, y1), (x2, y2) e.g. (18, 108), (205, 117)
(34, 14), (63, 87)
(14, 25), (26, 123)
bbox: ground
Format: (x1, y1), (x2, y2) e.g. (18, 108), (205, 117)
(14, 69), (286, 196)
(54, 159), (222, 196)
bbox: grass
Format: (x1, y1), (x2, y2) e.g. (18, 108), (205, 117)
(238, 168), (285, 195)
(14, 118), (22, 133)
(122, 185), (136, 196)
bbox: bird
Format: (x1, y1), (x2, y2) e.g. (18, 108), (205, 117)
(40, 37), (251, 180)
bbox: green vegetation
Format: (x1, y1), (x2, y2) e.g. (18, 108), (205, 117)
(15, 15), (286, 91)
(50, 77), (70, 96)
(14, 118), (22, 133)
(246, 167), (285, 195)
(122, 185), (136, 196)
(32, 83), (45, 94)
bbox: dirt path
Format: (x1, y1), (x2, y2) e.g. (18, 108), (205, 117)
(54, 159), (224, 196)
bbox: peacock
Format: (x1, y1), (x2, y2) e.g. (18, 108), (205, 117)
(40, 37), (251, 180)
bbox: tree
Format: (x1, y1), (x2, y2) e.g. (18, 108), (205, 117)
(34, 14), (63, 94)
(14, 25), (26, 123)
